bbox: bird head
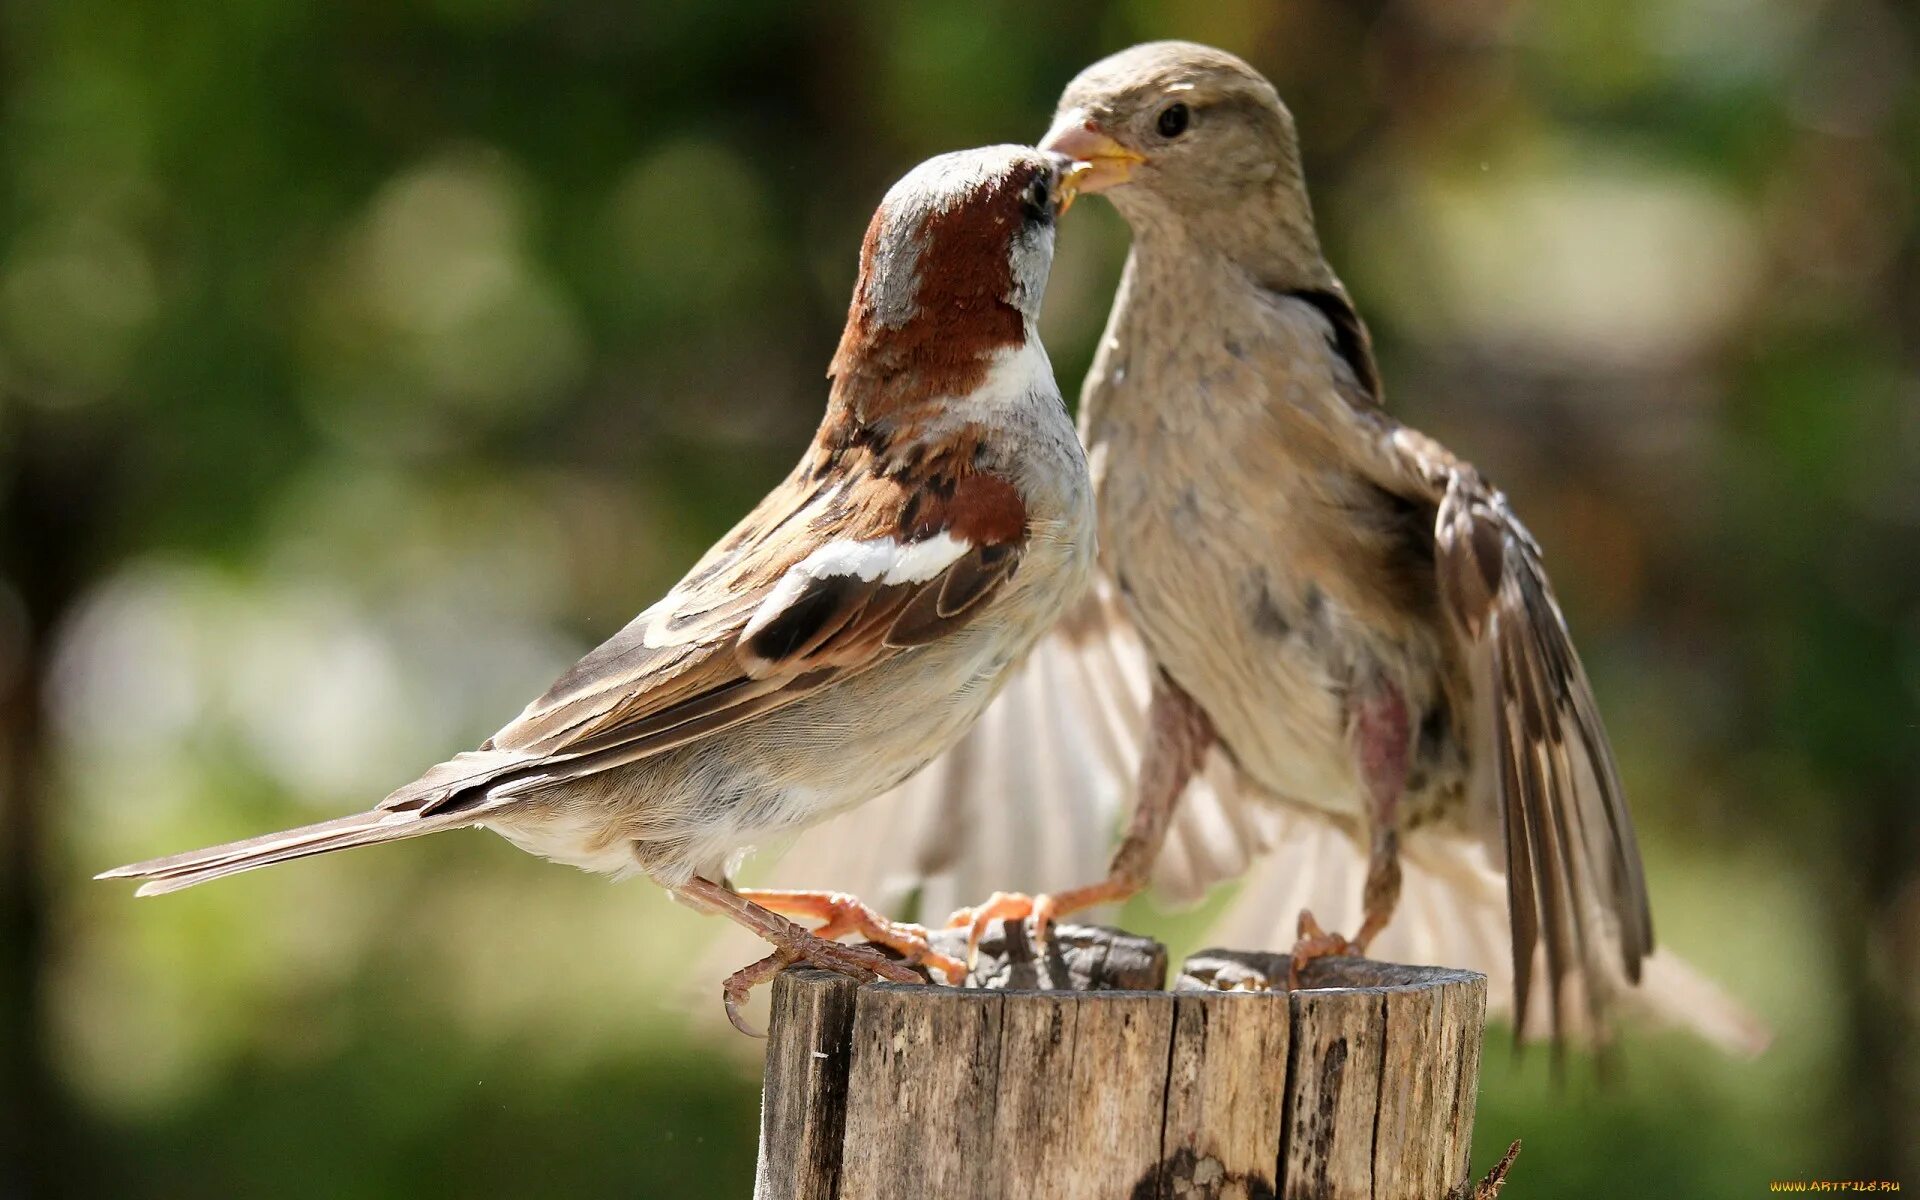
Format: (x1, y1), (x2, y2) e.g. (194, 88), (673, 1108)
(1041, 42), (1327, 280)
(830, 145), (1080, 400)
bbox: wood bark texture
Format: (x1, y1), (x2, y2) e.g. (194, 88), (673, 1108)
(755, 926), (1487, 1200)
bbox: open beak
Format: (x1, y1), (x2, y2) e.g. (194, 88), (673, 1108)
(1056, 159), (1093, 216)
(1041, 110), (1145, 197)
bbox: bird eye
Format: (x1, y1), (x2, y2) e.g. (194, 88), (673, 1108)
(1023, 173), (1054, 223)
(1157, 102), (1191, 138)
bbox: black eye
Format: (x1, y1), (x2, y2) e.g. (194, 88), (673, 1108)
(1157, 102), (1190, 138)
(1023, 172), (1054, 223)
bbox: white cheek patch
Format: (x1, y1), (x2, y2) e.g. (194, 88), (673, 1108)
(742, 533), (972, 645)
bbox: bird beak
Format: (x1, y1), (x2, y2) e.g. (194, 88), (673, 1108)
(1041, 111), (1145, 197)
(1057, 160), (1093, 216)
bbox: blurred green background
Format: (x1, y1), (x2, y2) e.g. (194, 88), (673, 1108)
(3, 0), (1916, 1196)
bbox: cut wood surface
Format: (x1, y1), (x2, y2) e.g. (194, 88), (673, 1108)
(916, 919), (1168, 991)
(755, 924), (1488, 1200)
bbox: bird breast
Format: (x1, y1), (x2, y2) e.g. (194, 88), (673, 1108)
(1083, 264), (1457, 822)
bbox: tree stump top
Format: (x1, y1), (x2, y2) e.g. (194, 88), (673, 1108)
(912, 919), (1168, 992)
(756, 924), (1488, 1200)
(1180, 947), (1486, 993)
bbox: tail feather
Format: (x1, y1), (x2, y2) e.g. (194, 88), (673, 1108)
(97, 808), (477, 897)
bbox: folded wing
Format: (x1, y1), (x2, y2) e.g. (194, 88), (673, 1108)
(102, 459), (1030, 894)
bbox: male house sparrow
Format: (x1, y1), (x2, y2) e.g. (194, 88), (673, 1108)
(100, 144), (1095, 1030)
(770, 45), (1764, 1051)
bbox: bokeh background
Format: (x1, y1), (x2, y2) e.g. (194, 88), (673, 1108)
(3, 1), (1916, 1196)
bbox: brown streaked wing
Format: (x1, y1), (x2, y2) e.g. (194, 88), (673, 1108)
(484, 462), (831, 759)
(1426, 453), (1654, 1047)
(433, 462), (1029, 804)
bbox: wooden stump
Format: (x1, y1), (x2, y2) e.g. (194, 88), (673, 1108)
(754, 925), (1487, 1200)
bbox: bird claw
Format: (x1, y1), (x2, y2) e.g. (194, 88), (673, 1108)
(722, 949), (800, 1037)
(945, 891), (1060, 968)
(738, 889), (966, 984)
(1287, 908), (1359, 990)
(718, 930), (921, 1037)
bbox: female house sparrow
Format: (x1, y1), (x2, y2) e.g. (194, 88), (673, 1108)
(1011, 42), (1745, 1045)
(773, 44), (1763, 1052)
(100, 144), (1095, 1031)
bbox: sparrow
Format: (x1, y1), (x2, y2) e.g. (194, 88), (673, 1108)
(99, 144), (1097, 1033)
(766, 44), (1765, 1052)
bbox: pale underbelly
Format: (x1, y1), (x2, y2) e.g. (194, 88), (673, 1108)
(1103, 494), (1439, 825)
(1145, 611), (1369, 820)
(1130, 576), (1470, 834)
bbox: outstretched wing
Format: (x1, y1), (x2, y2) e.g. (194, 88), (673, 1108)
(1204, 820), (1764, 1052)
(1389, 427), (1655, 1043)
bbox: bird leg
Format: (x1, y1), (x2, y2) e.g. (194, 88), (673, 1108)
(736, 889), (966, 983)
(1289, 683), (1409, 988)
(946, 674), (1213, 963)
(674, 875), (920, 1036)
(1288, 828), (1403, 986)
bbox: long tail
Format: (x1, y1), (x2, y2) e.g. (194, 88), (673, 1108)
(96, 807), (478, 897)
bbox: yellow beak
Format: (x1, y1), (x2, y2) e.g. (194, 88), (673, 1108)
(1041, 110), (1145, 197)
(1056, 160), (1094, 216)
